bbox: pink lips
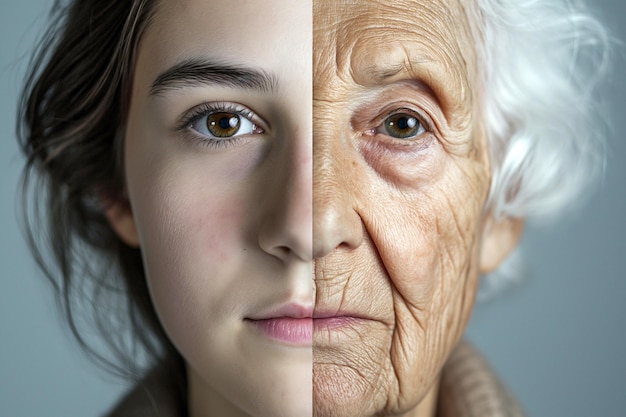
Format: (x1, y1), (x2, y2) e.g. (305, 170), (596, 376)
(247, 305), (374, 345)
(246, 304), (312, 346)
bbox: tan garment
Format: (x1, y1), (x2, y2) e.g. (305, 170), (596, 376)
(437, 342), (526, 417)
(104, 341), (525, 417)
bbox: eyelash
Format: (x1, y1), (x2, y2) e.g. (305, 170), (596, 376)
(175, 102), (262, 149)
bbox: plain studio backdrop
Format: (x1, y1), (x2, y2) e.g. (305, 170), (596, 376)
(1, 1), (624, 416)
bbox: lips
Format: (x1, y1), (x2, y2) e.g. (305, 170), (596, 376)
(313, 311), (372, 331)
(245, 303), (313, 346)
(246, 304), (379, 345)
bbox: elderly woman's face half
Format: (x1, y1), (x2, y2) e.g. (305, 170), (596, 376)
(313, 0), (519, 416)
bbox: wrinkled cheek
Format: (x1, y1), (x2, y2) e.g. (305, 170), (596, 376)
(390, 251), (440, 310)
(383, 227), (480, 408)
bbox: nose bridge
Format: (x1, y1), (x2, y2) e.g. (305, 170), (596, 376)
(286, 129), (313, 244)
(313, 99), (363, 259)
(258, 127), (313, 262)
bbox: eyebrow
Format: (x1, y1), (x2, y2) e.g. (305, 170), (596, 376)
(360, 58), (432, 84)
(149, 58), (279, 97)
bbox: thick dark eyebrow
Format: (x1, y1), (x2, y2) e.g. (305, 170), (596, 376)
(149, 58), (279, 97)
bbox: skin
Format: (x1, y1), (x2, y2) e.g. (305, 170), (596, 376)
(312, 1), (521, 417)
(107, 1), (312, 416)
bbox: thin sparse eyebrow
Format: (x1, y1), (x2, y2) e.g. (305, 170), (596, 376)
(150, 58), (279, 97)
(361, 58), (431, 84)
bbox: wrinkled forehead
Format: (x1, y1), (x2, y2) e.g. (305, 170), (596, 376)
(314, 0), (477, 110)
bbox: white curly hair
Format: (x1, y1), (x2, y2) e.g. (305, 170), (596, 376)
(469, 0), (611, 295)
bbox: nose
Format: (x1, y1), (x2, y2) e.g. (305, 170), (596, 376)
(258, 129), (313, 262)
(313, 113), (364, 259)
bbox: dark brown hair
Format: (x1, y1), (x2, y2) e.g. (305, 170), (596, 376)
(17, 0), (182, 381)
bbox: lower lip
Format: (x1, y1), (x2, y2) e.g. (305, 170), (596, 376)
(247, 318), (312, 346)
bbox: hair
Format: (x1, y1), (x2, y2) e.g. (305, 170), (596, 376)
(16, 0), (184, 381)
(17, 0), (610, 377)
(468, 0), (611, 296)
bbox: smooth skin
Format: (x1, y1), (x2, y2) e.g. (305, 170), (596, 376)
(106, 1), (313, 416)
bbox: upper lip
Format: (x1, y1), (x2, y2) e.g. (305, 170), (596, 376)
(312, 310), (370, 320)
(247, 303), (313, 320)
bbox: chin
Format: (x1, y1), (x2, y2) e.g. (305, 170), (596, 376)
(257, 362), (312, 417)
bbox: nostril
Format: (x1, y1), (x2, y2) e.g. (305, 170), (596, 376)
(259, 215), (313, 262)
(275, 246), (291, 258)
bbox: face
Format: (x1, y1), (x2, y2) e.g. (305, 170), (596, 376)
(118, 1), (312, 416)
(312, 1), (517, 416)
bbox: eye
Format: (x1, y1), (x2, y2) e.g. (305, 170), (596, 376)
(376, 112), (426, 139)
(177, 102), (265, 145)
(190, 109), (263, 139)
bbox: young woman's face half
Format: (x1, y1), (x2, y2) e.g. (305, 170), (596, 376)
(117, 1), (312, 416)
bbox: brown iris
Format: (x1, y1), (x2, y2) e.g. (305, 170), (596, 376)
(384, 113), (421, 139)
(206, 112), (241, 137)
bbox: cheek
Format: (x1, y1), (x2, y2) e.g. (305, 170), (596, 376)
(360, 153), (489, 395)
(373, 169), (486, 311)
(361, 133), (489, 304)
(131, 164), (248, 326)
(129, 155), (253, 277)
(123, 129), (265, 343)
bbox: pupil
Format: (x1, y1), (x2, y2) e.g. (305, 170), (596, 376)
(397, 117), (410, 130)
(218, 117), (231, 129)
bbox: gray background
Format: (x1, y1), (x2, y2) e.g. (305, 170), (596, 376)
(1, 1), (624, 416)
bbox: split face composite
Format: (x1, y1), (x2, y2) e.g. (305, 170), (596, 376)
(118, 0), (500, 415)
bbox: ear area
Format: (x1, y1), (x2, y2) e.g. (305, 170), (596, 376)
(479, 215), (524, 274)
(102, 198), (140, 248)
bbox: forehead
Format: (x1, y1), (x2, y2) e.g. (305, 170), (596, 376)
(314, 0), (476, 111)
(137, 0), (311, 88)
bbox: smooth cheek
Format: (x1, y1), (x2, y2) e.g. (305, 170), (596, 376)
(124, 114), (263, 351)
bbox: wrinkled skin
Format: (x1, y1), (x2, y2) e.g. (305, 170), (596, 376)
(312, 1), (516, 416)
